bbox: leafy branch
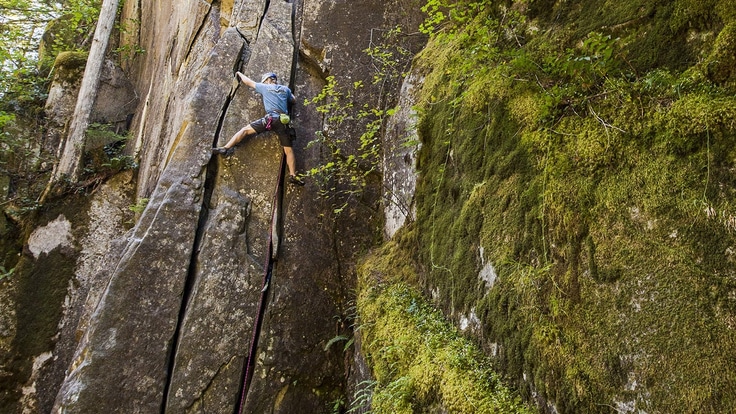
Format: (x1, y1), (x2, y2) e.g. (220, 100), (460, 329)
(304, 27), (412, 216)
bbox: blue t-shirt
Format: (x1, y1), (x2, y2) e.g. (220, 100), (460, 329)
(254, 83), (294, 114)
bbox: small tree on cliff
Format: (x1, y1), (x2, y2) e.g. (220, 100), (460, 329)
(1, 0), (102, 208)
(44, 0), (119, 196)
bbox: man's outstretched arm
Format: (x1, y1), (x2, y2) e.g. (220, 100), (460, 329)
(236, 71), (256, 89)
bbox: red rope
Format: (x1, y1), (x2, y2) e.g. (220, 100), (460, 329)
(236, 152), (287, 413)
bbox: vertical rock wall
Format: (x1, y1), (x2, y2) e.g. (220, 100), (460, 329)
(0, 0), (424, 411)
(44, 0), (424, 413)
(53, 28), (246, 413)
(383, 72), (423, 239)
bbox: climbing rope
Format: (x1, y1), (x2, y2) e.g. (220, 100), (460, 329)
(235, 153), (287, 414)
(235, 1), (303, 409)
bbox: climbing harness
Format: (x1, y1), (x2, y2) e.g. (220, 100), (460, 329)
(265, 112), (290, 131)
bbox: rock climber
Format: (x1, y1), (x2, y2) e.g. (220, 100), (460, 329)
(213, 71), (304, 186)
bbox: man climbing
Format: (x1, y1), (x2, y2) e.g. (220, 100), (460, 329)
(213, 71), (304, 186)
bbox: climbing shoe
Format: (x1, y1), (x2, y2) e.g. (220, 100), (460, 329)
(288, 175), (305, 186)
(212, 147), (234, 157)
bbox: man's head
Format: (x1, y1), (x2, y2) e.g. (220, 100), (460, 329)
(261, 72), (277, 84)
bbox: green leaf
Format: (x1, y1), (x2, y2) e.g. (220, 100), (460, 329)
(324, 335), (350, 351)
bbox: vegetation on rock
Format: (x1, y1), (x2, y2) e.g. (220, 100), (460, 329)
(359, 0), (736, 412)
(0, 0), (136, 221)
(304, 27), (416, 215)
(0, 4), (134, 409)
(0, 0), (103, 212)
(356, 241), (534, 413)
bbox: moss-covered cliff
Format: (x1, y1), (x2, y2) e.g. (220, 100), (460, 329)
(357, 240), (535, 413)
(366, 0), (736, 412)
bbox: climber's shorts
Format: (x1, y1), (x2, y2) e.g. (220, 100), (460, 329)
(250, 114), (293, 147)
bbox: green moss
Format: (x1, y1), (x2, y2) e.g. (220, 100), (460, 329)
(37, 3), (102, 75)
(399, 0), (736, 412)
(52, 51), (88, 84)
(356, 242), (534, 413)
(0, 246), (76, 412)
(0, 195), (93, 412)
(703, 22), (736, 85)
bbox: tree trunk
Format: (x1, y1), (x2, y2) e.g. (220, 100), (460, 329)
(49, 0), (120, 185)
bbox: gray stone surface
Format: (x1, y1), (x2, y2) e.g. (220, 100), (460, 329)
(44, 57), (137, 163)
(163, 3), (300, 412)
(4, 0), (427, 413)
(52, 29), (246, 413)
(383, 72), (422, 239)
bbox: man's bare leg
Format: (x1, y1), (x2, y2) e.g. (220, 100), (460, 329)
(283, 146), (297, 176)
(213, 125), (255, 156)
(283, 146), (304, 185)
(223, 125), (256, 148)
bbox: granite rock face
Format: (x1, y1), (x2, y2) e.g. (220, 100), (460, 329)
(35, 0), (425, 413)
(53, 28), (246, 413)
(43, 55), (137, 167)
(382, 72), (423, 239)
